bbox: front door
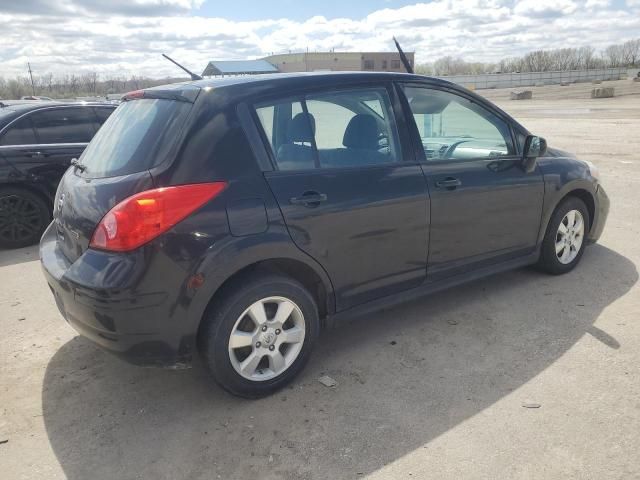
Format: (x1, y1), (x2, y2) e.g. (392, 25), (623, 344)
(255, 85), (430, 310)
(400, 84), (545, 280)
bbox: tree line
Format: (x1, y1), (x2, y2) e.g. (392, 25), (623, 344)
(1, 38), (639, 99)
(0, 74), (186, 100)
(416, 38), (640, 76)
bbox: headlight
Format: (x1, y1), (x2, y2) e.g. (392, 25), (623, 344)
(585, 160), (600, 182)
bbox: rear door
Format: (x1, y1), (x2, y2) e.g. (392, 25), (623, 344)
(399, 84), (544, 280)
(255, 85), (429, 310)
(30, 107), (98, 190)
(0, 107), (103, 199)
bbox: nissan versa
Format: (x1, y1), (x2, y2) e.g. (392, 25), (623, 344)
(40, 72), (609, 398)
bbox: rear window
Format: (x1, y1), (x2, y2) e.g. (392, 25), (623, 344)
(79, 99), (191, 178)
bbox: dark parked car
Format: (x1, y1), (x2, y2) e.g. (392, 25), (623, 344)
(40, 73), (609, 398)
(0, 101), (116, 248)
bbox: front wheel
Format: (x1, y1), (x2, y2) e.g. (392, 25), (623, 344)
(537, 196), (590, 275)
(199, 273), (320, 398)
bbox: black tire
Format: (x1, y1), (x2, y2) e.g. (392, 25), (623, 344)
(0, 187), (51, 249)
(537, 196), (590, 275)
(199, 272), (320, 398)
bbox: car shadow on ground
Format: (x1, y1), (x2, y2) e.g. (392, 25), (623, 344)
(42, 245), (637, 480)
(0, 244), (39, 268)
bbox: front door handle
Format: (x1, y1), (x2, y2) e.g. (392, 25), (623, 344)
(290, 192), (328, 207)
(26, 151), (47, 158)
(435, 177), (462, 190)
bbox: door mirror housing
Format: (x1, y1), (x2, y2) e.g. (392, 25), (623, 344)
(522, 135), (547, 172)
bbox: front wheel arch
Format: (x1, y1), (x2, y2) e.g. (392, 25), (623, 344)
(538, 182), (597, 246)
(562, 189), (595, 232)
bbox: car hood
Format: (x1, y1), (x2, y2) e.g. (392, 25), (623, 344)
(545, 146), (577, 159)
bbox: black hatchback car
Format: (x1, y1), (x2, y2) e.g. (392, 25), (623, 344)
(0, 101), (116, 248)
(40, 72), (608, 398)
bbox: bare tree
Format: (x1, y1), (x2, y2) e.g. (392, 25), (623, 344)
(603, 44), (624, 67)
(81, 72), (99, 95)
(621, 39), (640, 67)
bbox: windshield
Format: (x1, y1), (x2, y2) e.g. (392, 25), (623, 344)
(79, 98), (191, 178)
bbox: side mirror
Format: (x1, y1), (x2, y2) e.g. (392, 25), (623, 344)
(522, 135), (547, 173)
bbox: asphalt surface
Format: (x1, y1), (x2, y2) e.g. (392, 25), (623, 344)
(1, 79), (639, 479)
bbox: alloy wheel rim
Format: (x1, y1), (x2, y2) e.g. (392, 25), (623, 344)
(0, 194), (43, 243)
(228, 296), (306, 381)
(555, 209), (584, 265)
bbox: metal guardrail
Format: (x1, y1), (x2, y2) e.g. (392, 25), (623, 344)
(437, 67), (628, 90)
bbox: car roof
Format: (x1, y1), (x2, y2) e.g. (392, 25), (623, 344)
(0, 100), (116, 126)
(0, 100), (115, 111)
(141, 71), (460, 106)
(139, 71), (529, 136)
(143, 71), (457, 98)
(188, 71), (451, 90)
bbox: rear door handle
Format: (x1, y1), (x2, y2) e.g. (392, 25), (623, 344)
(290, 192), (328, 206)
(435, 177), (462, 189)
(26, 151), (47, 158)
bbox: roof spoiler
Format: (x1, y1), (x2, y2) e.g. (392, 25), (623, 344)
(121, 86), (200, 103)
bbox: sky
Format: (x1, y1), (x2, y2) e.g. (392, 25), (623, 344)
(0, 0), (639, 78)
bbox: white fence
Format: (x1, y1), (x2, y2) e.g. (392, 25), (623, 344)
(437, 68), (628, 90)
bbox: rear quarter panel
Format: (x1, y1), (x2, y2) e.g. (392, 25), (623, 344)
(146, 90), (335, 352)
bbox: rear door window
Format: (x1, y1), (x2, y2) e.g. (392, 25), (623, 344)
(254, 87), (400, 171)
(31, 108), (96, 144)
(0, 117), (37, 146)
(306, 89), (399, 168)
(79, 98), (192, 178)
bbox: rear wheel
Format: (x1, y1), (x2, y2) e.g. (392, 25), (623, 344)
(0, 188), (51, 249)
(537, 196), (590, 274)
(199, 273), (320, 398)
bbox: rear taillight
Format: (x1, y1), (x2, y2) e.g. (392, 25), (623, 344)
(90, 182), (227, 252)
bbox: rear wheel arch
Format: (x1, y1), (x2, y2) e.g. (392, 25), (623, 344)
(0, 182), (53, 213)
(0, 184), (53, 248)
(196, 257), (334, 345)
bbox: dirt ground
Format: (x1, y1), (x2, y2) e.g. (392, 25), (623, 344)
(1, 79), (639, 480)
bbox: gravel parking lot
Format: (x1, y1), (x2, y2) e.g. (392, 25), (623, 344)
(1, 79), (639, 480)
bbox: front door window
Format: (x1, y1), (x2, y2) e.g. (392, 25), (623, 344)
(402, 86), (514, 161)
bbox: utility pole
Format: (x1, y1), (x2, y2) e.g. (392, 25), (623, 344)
(27, 62), (36, 96)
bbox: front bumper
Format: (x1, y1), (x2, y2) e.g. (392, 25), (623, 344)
(587, 183), (609, 244)
(39, 223), (192, 368)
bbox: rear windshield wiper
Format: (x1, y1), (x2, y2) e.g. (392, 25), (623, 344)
(71, 158), (87, 172)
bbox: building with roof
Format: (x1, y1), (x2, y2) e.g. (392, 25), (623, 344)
(202, 59), (279, 77)
(263, 51), (414, 73)
(202, 51), (415, 77)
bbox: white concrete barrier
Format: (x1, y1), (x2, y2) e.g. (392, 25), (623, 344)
(510, 90), (533, 100)
(591, 87), (615, 98)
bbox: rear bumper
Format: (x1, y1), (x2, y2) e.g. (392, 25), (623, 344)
(39, 223), (192, 368)
(587, 183), (609, 244)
